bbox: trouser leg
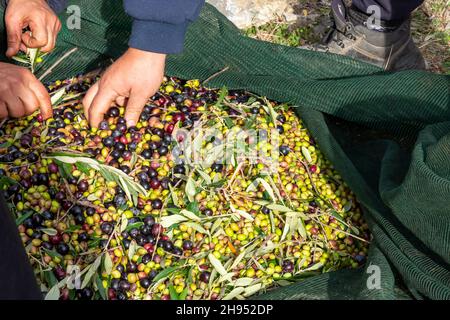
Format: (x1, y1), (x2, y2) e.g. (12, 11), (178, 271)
(351, 0), (425, 22)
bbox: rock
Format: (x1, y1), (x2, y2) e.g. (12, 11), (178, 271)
(207, 0), (293, 28)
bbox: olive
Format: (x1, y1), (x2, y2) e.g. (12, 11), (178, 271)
(151, 199), (163, 210)
(143, 216), (155, 226)
(141, 149), (152, 159)
(56, 243), (70, 255)
(261, 206), (270, 214)
(77, 179), (89, 192)
(157, 146), (168, 156)
(203, 208), (213, 216)
(211, 163), (223, 172)
(151, 223), (163, 237)
(199, 271), (211, 283)
(103, 136), (114, 147)
(279, 145), (290, 156)
(173, 165), (185, 175)
(140, 278), (151, 289)
(150, 178), (161, 190)
(101, 222), (114, 235)
(86, 207), (96, 216)
(107, 107), (120, 118)
(182, 240), (193, 251)
(114, 194), (127, 206)
(78, 232), (89, 242)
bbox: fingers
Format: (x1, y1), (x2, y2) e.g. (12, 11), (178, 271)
(22, 21), (48, 49)
(4, 92), (25, 118)
(16, 84), (39, 115)
(5, 19), (22, 58)
(41, 19), (60, 52)
(87, 86), (117, 128)
(29, 79), (52, 119)
(125, 89), (149, 127)
(0, 102), (8, 119)
(116, 96), (128, 107)
(82, 82), (99, 120)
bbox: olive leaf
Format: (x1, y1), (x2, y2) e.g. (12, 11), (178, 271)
(183, 221), (208, 235)
(46, 155), (146, 205)
(230, 204), (254, 221)
(208, 253), (227, 276)
(152, 266), (178, 283)
(196, 168), (212, 185)
(128, 240), (137, 260)
(120, 214), (129, 233)
(223, 287), (245, 300)
(243, 283), (263, 297)
(267, 204), (292, 212)
(44, 284), (61, 300)
(81, 254), (103, 289)
(168, 183), (179, 207)
(95, 275), (107, 300)
(302, 146), (313, 163)
(233, 277), (255, 287)
(104, 253), (113, 275)
(185, 176), (197, 202)
(160, 214), (188, 228)
(41, 228), (58, 236)
(180, 209), (201, 221)
(51, 87), (67, 106)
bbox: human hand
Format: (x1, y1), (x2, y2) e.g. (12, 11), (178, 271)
(83, 48), (166, 127)
(0, 62), (52, 119)
(5, 0), (62, 57)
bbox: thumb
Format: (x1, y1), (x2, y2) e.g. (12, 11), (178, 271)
(5, 24), (21, 58)
(125, 90), (149, 127)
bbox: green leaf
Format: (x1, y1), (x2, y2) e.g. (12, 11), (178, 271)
(45, 284), (60, 300)
(168, 284), (179, 300)
(166, 207), (181, 215)
(15, 210), (34, 226)
(44, 270), (58, 288)
(152, 266), (177, 283)
(95, 274), (107, 300)
(104, 253), (113, 275)
(75, 162), (91, 175)
(128, 240), (137, 260)
(81, 254), (102, 289)
(50, 87), (67, 106)
(185, 176), (196, 202)
(125, 222), (144, 232)
(224, 117), (234, 129)
(186, 201), (200, 215)
(41, 228), (58, 236)
(302, 146), (313, 163)
(215, 86), (228, 108)
(208, 253), (227, 276)
(12, 55), (30, 64)
(179, 286), (189, 300)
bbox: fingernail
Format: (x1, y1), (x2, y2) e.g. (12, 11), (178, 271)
(127, 119), (136, 127)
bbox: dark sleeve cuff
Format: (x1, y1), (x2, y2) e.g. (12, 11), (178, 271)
(128, 19), (188, 54)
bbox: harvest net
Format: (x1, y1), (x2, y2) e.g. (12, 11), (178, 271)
(0, 1), (449, 300)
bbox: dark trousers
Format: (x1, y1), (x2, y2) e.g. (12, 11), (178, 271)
(352, 0), (424, 22)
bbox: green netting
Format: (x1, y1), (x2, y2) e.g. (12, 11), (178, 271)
(1, 1), (449, 300)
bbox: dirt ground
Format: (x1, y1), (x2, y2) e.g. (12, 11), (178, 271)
(244, 0), (449, 74)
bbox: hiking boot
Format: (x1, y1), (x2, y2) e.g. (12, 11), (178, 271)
(316, 0), (426, 71)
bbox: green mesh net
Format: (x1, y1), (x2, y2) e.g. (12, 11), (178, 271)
(0, 1), (449, 300)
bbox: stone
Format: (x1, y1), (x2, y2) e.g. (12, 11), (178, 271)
(207, 0), (293, 28)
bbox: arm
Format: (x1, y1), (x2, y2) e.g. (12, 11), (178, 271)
(124, 0), (205, 54)
(83, 0), (206, 127)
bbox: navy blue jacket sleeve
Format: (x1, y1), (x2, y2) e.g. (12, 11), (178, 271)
(123, 0), (205, 54)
